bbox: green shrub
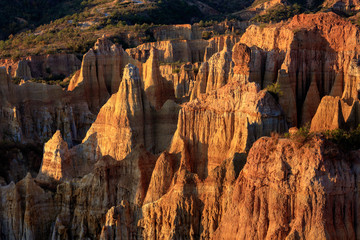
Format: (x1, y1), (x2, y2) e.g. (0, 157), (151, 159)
(266, 82), (283, 101)
(291, 124), (312, 144)
(324, 126), (360, 151)
(202, 31), (212, 40)
(251, 4), (302, 23)
(172, 68), (180, 74)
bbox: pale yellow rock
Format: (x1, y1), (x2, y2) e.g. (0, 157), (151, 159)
(68, 36), (140, 112)
(37, 130), (73, 181)
(83, 63), (151, 161)
(190, 47), (233, 100)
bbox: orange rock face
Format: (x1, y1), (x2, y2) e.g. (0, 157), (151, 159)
(1, 11), (360, 240)
(127, 35), (240, 64)
(68, 36), (141, 112)
(136, 77), (287, 239)
(190, 47), (233, 100)
(238, 12), (360, 126)
(310, 96), (360, 131)
(142, 48), (175, 110)
(82, 63), (153, 161)
(215, 136), (359, 239)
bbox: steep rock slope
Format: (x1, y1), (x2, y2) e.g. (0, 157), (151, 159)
(214, 136), (360, 239)
(182, 80), (287, 178)
(139, 78), (287, 239)
(51, 148), (157, 239)
(238, 12), (360, 126)
(0, 68), (94, 146)
(0, 36), (144, 148)
(142, 48), (175, 110)
(190, 47), (233, 100)
(0, 53), (81, 80)
(37, 63), (178, 182)
(68, 36), (140, 113)
(81, 63), (154, 161)
(310, 96), (360, 131)
(127, 35), (240, 64)
(0, 174), (57, 239)
(37, 130), (72, 181)
(173, 62), (197, 98)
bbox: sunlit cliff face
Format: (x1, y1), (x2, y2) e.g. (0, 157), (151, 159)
(0, 11), (359, 240)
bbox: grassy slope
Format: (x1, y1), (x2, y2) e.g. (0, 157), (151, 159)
(0, 0), (206, 58)
(0, 0), (333, 59)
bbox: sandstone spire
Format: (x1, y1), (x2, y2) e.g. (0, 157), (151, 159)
(68, 36), (140, 112)
(190, 47), (233, 100)
(142, 47), (174, 109)
(82, 63), (152, 161)
(37, 130), (73, 181)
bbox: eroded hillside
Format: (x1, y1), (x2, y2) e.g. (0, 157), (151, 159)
(0, 10), (359, 240)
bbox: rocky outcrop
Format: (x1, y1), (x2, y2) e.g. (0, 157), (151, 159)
(0, 54), (81, 80)
(0, 146), (156, 239)
(159, 62), (200, 100)
(214, 135), (360, 239)
(75, 63), (177, 162)
(301, 78), (321, 125)
(190, 46), (233, 100)
(2, 133), (359, 239)
(0, 174), (57, 239)
(310, 96), (360, 131)
(0, 68), (94, 146)
(142, 48), (174, 109)
(81, 63), (153, 161)
(153, 99), (181, 153)
(139, 77), (287, 239)
(52, 147), (156, 239)
(169, 80), (286, 179)
(25, 54), (81, 79)
(14, 60), (32, 80)
(203, 35), (241, 61)
(68, 36), (140, 112)
(322, 0), (360, 11)
(127, 35), (240, 64)
(173, 62), (197, 98)
(127, 39), (209, 63)
(151, 24), (197, 41)
(0, 61), (180, 238)
(237, 12), (360, 126)
(13, 82), (95, 146)
(37, 130), (72, 181)
(141, 151), (245, 240)
(150, 20), (247, 42)
(3, 12), (360, 240)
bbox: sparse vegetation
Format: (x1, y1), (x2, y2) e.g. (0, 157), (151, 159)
(202, 31), (213, 40)
(281, 124), (360, 151)
(251, 4), (302, 23)
(172, 68), (180, 74)
(266, 82), (283, 101)
(0, 0), (203, 58)
(324, 126), (360, 151)
(286, 124), (313, 144)
(198, 20), (218, 28)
